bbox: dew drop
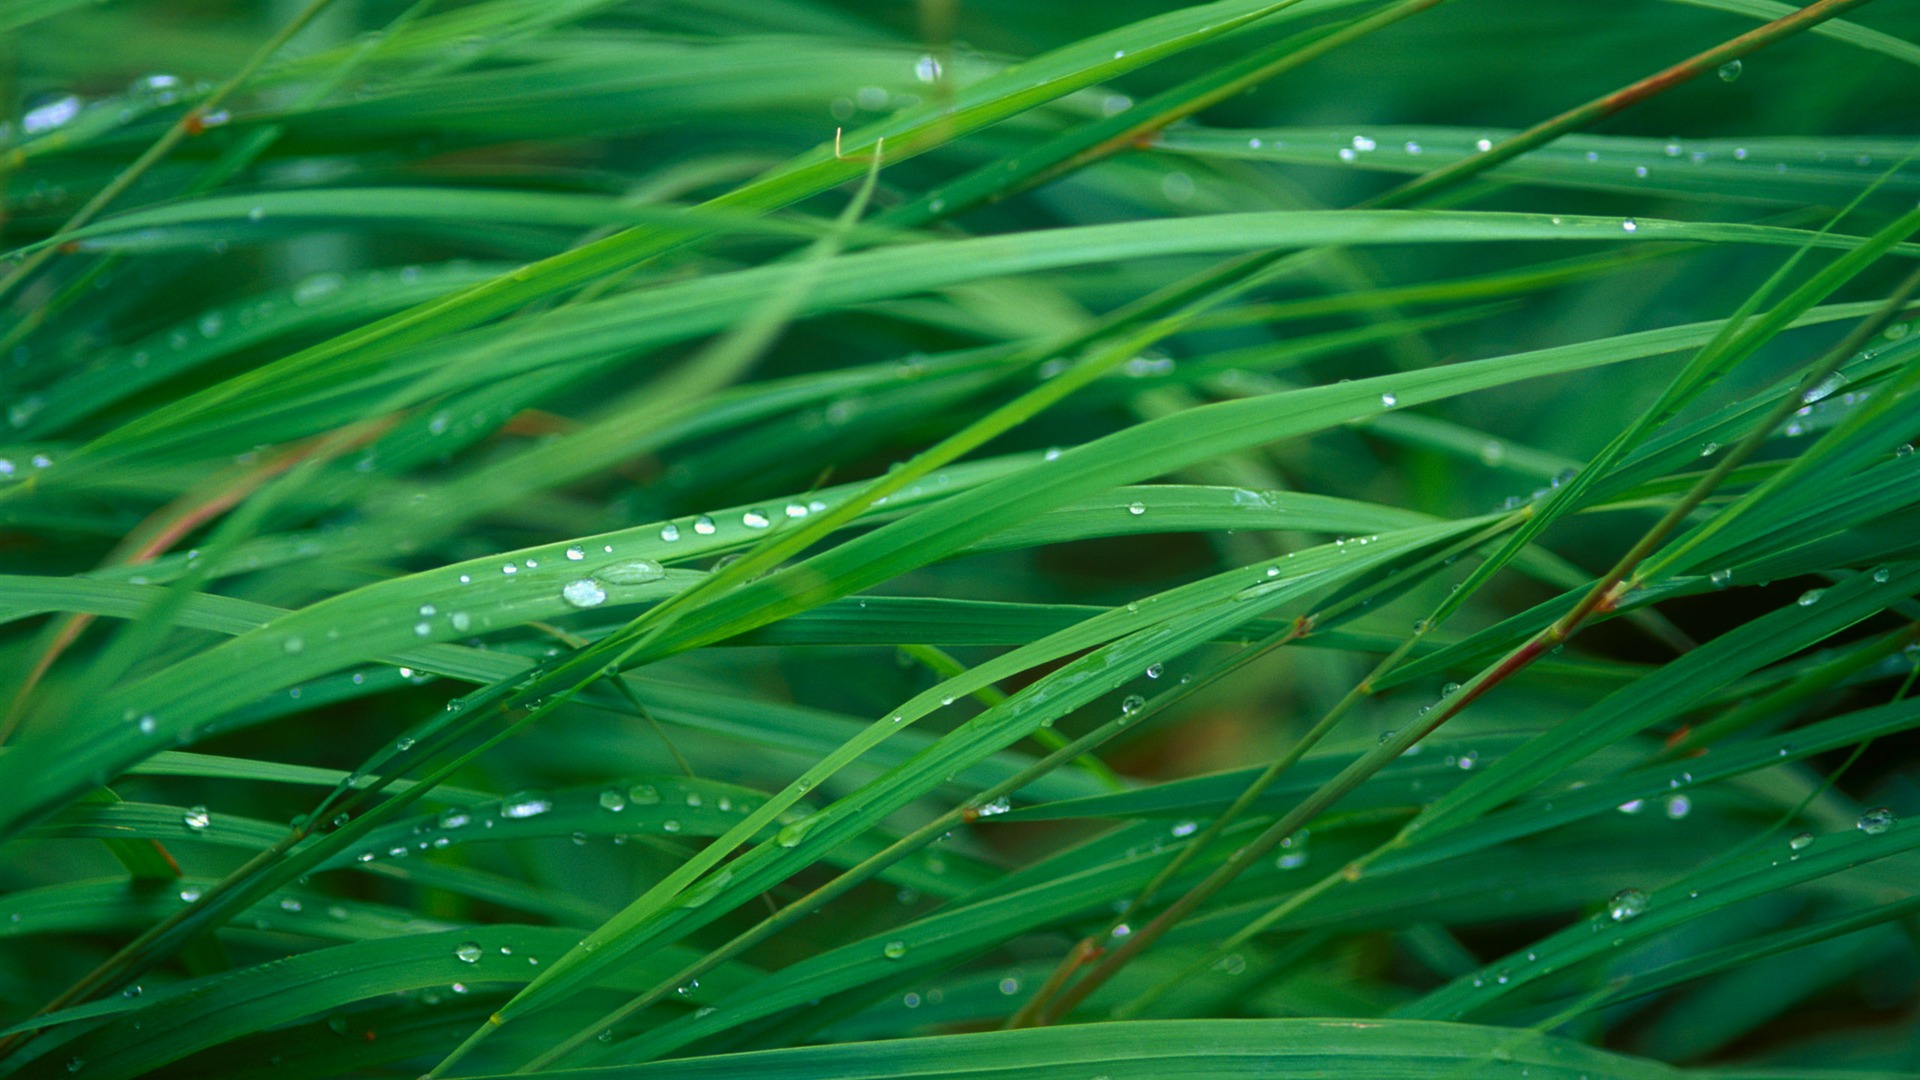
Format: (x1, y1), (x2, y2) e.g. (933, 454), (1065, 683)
(1788, 831), (1814, 851)
(883, 939), (909, 959)
(742, 509), (771, 528)
(628, 783), (661, 805)
(183, 805), (210, 830)
(455, 941), (483, 963)
(595, 559), (664, 585)
(1796, 588), (1825, 607)
(561, 578), (608, 608)
(1717, 58), (1742, 82)
(660, 522), (681, 542)
(1380, 392), (1397, 407)
(1858, 806), (1897, 835)
(599, 789), (627, 811)
(692, 515), (717, 535)
(500, 793), (551, 819)
(565, 545), (585, 561)
(1606, 887), (1648, 922)
(1127, 500), (1146, 516)
(1621, 218), (1639, 233)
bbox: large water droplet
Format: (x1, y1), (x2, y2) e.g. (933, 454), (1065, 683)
(660, 522), (681, 542)
(1858, 806), (1897, 834)
(1606, 887), (1648, 922)
(596, 559), (664, 585)
(561, 578), (607, 608)
(455, 941), (483, 963)
(742, 509), (771, 529)
(500, 793), (551, 819)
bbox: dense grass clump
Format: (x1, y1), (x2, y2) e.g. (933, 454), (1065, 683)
(4, 0), (1920, 1076)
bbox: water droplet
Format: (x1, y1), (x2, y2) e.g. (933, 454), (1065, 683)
(743, 509), (771, 528)
(1797, 588), (1825, 607)
(562, 578), (608, 608)
(883, 939), (909, 959)
(596, 559), (664, 585)
(1606, 888), (1648, 922)
(998, 977), (1020, 995)
(599, 789), (627, 811)
(500, 793), (551, 819)
(1873, 567), (1892, 584)
(282, 636), (305, 654)
(1710, 568), (1732, 588)
(692, 515), (717, 535)
(1170, 820), (1198, 838)
(660, 522), (681, 542)
(1145, 663), (1163, 679)
(628, 783), (661, 805)
(501, 562), (519, 575)
(455, 941), (483, 963)
(1475, 138), (1494, 152)
(1665, 795), (1691, 819)
(1718, 58), (1742, 82)
(1617, 799), (1645, 815)
(662, 819), (682, 833)
(1858, 806), (1897, 834)
(450, 611), (472, 632)
(183, 805), (210, 830)
(1699, 441), (1718, 457)
(1788, 831), (1814, 851)
(1126, 500), (1146, 516)
(1380, 392), (1397, 407)
(1120, 694), (1146, 716)
(1621, 219), (1638, 233)
(564, 545), (585, 561)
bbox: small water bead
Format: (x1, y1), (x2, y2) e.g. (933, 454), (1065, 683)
(455, 942), (483, 963)
(450, 611), (472, 632)
(1699, 441), (1719, 457)
(1127, 501), (1146, 516)
(1857, 806), (1898, 834)
(742, 509), (771, 528)
(883, 939), (909, 960)
(1170, 820), (1199, 838)
(692, 515), (717, 535)
(599, 789), (627, 811)
(1621, 218), (1638, 233)
(1474, 138), (1493, 152)
(1618, 798), (1645, 815)
(1145, 662), (1164, 679)
(183, 806), (210, 830)
(998, 977), (1020, 995)
(561, 579), (608, 609)
(1796, 588), (1825, 607)
(439, 809), (471, 829)
(629, 783), (661, 805)
(662, 819), (683, 833)
(1718, 58), (1743, 82)
(1665, 795), (1691, 819)
(282, 636), (305, 654)
(1873, 567), (1892, 584)
(1120, 694), (1146, 716)
(914, 55), (942, 83)
(1606, 887), (1649, 922)
(1380, 392), (1397, 407)
(564, 545), (586, 562)
(975, 796), (1012, 818)
(596, 559), (664, 585)
(501, 562), (519, 575)
(1788, 831), (1815, 851)
(1710, 568), (1733, 588)
(660, 522), (681, 542)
